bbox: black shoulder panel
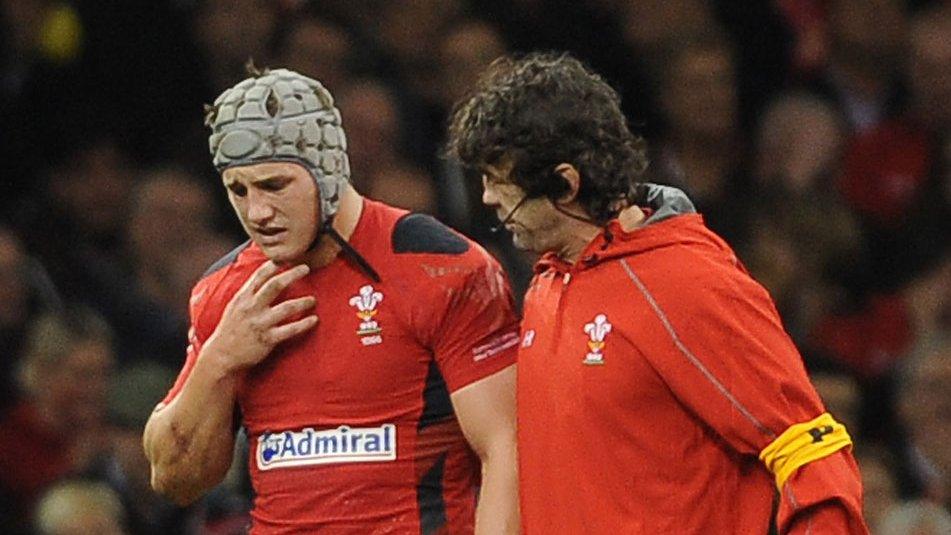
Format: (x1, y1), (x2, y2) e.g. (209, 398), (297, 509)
(392, 214), (469, 255)
(202, 240), (252, 278)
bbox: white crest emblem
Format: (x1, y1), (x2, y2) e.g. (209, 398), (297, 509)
(349, 285), (384, 345)
(582, 314), (611, 365)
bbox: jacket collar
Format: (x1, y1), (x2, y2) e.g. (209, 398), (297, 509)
(534, 183), (697, 274)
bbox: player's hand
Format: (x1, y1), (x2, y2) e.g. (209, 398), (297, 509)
(206, 260), (317, 372)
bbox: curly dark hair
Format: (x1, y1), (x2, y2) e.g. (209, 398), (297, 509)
(446, 52), (649, 224)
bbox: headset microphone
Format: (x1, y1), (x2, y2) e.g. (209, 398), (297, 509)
(490, 194), (531, 233)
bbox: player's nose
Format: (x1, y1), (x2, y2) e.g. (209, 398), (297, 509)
(481, 185), (499, 207)
(247, 190), (275, 223)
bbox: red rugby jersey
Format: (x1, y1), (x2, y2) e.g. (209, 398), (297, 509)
(164, 199), (519, 534)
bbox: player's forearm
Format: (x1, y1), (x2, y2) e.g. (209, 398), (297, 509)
(474, 442), (520, 535)
(143, 344), (240, 505)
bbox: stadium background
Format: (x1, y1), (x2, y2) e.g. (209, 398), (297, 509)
(0, 0), (948, 533)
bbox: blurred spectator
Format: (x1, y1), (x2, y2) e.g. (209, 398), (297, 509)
(622, 0), (790, 131)
(856, 446), (900, 531)
(371, 0), (467, 167)
(336, 78), (436, 203)
(878, 500), (951, 535)
(837, 120), (935, 249)
(434, 19), (507, 230)
(813, 11), (949, 417)
(903, 255), (951, 343)
(620, 0), (715, 73)
(809, 289), (931, 503)
(755, 92), (845, 194)
(0, 308), (114, 532)
(652, 33), (751, 245)
(273, 10), (355, 93)
(810, 368), (860, 435)
(25, 136), (136, 280)
(191, 0), (278, 93)
(747, 93), (863, 342)
(908, 5), (951, 133)
(834, 4), (950, 292)
(46, 166), (235, 367)
(0, 226), (60, 411)
(309, 0), (379, 31)
(96, 361), (198, 534)
(128, 167), (228, 317)
(899, 342), (951, 503)
(373, 0), (463, 105)
(811, 0), (907, 133)
(34, 479), (127, 535)
(50, 139), (134, 254)
(0, 228), (31, 407)
(436, 19), (506, 113)
(708, 2), (794, 130)
(366, 166), (438, 214)
(775, 0), (829, 76)
(336, 79), (401, 185)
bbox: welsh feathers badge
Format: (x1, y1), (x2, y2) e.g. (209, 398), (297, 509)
(349, 285), (383, 346)
(583, 314), (611, 365)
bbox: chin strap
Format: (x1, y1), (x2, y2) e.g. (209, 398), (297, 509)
(313, 218), (381, 283)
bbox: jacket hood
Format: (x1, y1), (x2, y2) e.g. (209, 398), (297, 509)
(535, 184), (720, 274)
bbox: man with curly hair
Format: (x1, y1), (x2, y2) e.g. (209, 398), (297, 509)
(447, 52), (868, 534)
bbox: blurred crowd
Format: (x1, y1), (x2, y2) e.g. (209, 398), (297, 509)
(0, 0), (948, 533)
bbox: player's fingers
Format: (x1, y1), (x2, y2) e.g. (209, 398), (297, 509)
(264, 296), (316, 325)
(268, 315), (318, 344)
(239, 260), (281, 295)
(255, 264), (310, 304)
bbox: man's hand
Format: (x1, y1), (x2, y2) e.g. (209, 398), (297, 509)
(207, 260), (317, 372)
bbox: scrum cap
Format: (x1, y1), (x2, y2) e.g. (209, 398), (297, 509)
(206, 68), (350, 223)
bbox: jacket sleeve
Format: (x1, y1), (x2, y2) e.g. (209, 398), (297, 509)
(779, 453), (867, 534)
(622, 256), (868, 534)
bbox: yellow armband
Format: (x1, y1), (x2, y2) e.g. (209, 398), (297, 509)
(758, 412), (852, 490)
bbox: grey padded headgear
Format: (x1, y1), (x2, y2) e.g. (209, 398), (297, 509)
(207, 68), (350, 223)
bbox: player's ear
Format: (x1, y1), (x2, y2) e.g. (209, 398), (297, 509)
(552, 163), (581, 205)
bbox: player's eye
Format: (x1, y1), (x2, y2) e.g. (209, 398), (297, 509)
(483, 170), (513, 187)
(227, 183), (247, 197)
(260, 180), (285, 192)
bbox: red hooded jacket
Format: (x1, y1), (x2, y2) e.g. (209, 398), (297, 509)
(517, 186), (868, 534)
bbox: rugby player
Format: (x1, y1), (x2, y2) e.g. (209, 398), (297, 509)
(143, 67), (519, 534)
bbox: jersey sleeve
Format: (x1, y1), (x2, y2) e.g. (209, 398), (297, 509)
(627, 257), (868, 534)
(422, 250), (520, 393)
(160, 279), (213, 406)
